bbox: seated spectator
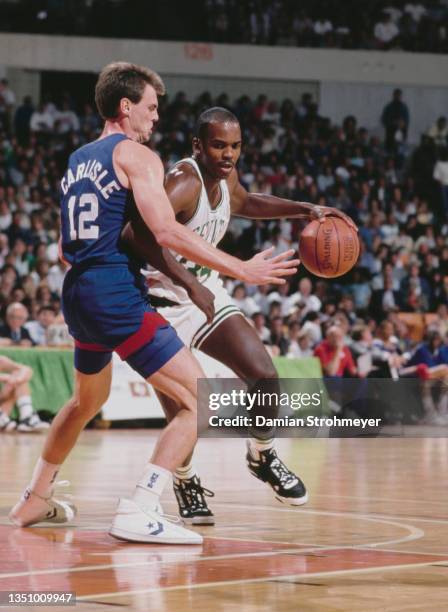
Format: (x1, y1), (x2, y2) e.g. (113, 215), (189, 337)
(0, 354), (49, 432)
(0, 302), (34, 347)
(314, 325), (357, 377)
(294, 277), (321, 317)
(269, 317), (289, 356)
(251, 312), (270, 343)
(24, 305), (56, 346)
(287, 324), (313, 358)
(399, 263), (431, 310)
(405, 331), (448, 424)
(301, 311), (323, 347)
(372, 320), (407, 378)
(350, 325), (377, 377)
(231, 284), (258, 316)
(371, 276), (402, 317)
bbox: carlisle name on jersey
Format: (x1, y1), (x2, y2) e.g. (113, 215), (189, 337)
(146, 157), (231, 304)
(60, 134), (131, 268)
(61, 158), (121, 200)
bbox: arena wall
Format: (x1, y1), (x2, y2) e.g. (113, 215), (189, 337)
(1, 33), (448, 142)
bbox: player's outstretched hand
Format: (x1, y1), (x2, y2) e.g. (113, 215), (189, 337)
(187, 282), (215, 324)
(241, 248), (300, 286)
(311, 206), (357, 231)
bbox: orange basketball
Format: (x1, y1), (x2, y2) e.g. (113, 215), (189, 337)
(299, 216), (360, 278)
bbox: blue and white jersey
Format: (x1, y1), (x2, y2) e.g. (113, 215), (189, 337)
(60, 133), (131, 267)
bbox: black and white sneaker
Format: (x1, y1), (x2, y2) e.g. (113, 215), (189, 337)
(173, 475), (215, 525)
(246, 442), (308, 506)
(17, 414), (50, 433)
(0, 410), (16, 432)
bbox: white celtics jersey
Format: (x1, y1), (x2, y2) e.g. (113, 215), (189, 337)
(146, 157), (231, 304)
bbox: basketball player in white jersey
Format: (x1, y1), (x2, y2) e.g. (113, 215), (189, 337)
(123, 107), (355, 525)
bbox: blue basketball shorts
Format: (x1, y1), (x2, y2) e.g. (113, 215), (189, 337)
(62, 264), (184, 378)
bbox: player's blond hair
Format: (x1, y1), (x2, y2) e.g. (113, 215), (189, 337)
(95, 61), (165, 120)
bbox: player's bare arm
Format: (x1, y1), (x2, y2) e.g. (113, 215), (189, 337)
(115, 140), (299, 285)
(122, 209), (215, 323)
(228, 170), (357, 230)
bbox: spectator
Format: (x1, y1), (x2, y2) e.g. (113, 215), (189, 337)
(0, 354), (49, 432)
(350, 324), (376, 377)
(54, 100), (80, 135)
(30, 102), (55, 136)
(0, 78), (16, 132)
(406, 330), (448, 424)
(294, 277), (321, 316)
(381, 89), (410, 151)
(314, 325), (357, 377)
(14, 95), (34, 145)
(433, 147), (448, 216)
(372, 320), (407, 378)
(287, 324), (313, 358)
(251, 312), (270, 343)
(24, 305), (56, 346)
(374, 13), (400, 48)
(0, 302), (34, 347)
(231, 284), (258, 316)
(269, 316), (289, 356)
(427, 116), (448, 147)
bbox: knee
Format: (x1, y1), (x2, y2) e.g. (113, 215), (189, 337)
(244, 357), (278, 383)
(22, 366), (33, 382)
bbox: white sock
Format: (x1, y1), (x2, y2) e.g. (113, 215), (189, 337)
(132, 463), (171, 511)
(174, 462), (196, 481)
(29, 457), (61, 498)
(17, 396), (33, 420)
(248, 437), (274, 459)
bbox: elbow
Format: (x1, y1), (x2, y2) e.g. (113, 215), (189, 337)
(152, 226), (175, 249)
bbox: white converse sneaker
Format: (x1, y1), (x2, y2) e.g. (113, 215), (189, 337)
(109, 498), (203, 544)
(17, 413), (50, 433)
(9, 481), (77, 527)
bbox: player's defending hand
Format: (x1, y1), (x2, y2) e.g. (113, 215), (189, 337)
(241, 248), (300, 286)
(311, 206), (357, 231)
(187, 283), (215, 324)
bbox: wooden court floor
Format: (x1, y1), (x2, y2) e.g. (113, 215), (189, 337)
(1, 431), (447, 611)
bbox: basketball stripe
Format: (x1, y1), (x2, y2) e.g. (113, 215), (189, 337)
(192, 305), (243, 349)
(315, 221), (321, 276)
(332, 216), (341, 276)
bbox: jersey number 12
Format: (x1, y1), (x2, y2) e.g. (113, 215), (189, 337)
(68, 194), (99, 240)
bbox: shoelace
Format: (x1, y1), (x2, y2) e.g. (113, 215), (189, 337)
(180, 478), (215, 509)
(268, 457), (298, 488)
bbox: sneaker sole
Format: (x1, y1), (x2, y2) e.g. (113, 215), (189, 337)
(275, 491), (309, 506)
(109, 526), (203, 545)
(182, 516), (215, 526)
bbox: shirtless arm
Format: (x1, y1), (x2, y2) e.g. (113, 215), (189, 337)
(229, 171), (357, 230)
(116, 141), (298, 285)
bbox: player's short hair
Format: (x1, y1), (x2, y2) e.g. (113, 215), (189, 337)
(195, 106), (239, 140)
(95, 62), (165, 120)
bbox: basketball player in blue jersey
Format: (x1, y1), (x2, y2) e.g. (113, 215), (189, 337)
(9, 65), (299, 544)
(123, 107), (355, 525)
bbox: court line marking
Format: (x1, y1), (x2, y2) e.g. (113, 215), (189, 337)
(312, 493), (448, 507)
(75, 559), (448, 601)
(210, 503), (424, 548)
(4, 493), (447, 525)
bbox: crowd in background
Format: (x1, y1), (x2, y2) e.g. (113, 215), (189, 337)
(1, 76), (448, 423)
(1, 0), (448, 54)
